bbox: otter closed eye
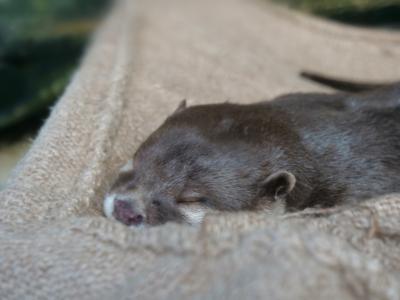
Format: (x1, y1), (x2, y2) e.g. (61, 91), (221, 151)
(104, 83), (400, 227)
(176, 198), (202, 204)
(177, 193), (209, 204)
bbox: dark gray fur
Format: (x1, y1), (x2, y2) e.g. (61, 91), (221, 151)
(109, 81), (400, 225)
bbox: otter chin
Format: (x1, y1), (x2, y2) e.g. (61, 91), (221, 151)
(104, 81), (400, 226)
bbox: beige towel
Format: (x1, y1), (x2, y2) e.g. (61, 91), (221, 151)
(1, 0), (400, 299)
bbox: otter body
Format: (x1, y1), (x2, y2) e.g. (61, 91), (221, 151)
(104, 83), (400, 226)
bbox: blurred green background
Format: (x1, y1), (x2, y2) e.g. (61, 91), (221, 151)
(0, 0), (399, 188)
(274, 0), (400, 27)
(0, 0), (111, 187)
(0, 0), (111, 141)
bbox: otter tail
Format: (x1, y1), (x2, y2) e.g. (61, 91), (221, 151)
(300, 71), (389, 93)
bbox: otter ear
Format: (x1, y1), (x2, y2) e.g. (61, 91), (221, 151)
(172, 99), (187, 115)
(261, 171), (296, 200)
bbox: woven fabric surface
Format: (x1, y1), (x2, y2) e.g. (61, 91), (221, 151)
(1, 0), (400, 299)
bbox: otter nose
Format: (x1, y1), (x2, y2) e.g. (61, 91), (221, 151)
(113, 199), (144, 226)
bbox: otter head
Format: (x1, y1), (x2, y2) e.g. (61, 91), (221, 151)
(103, 101), (297, 226)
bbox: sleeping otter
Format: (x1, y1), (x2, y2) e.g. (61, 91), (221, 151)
(104, 74), (400, 226)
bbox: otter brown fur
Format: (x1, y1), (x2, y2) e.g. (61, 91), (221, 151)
(104, 78), (400, 226)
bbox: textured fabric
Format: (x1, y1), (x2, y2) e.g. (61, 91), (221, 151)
(1, 0), (400, 299)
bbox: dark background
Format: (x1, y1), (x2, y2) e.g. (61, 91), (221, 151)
(0, 0), (111, 142)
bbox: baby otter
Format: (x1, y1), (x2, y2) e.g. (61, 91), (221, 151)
(104, 76), (400, 226)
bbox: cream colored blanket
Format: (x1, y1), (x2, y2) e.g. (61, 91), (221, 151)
(2, 0), (400, 299)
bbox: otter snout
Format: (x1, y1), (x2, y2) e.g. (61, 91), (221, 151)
(113, 199), (144, 226)
(103, 194), (145, 226)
